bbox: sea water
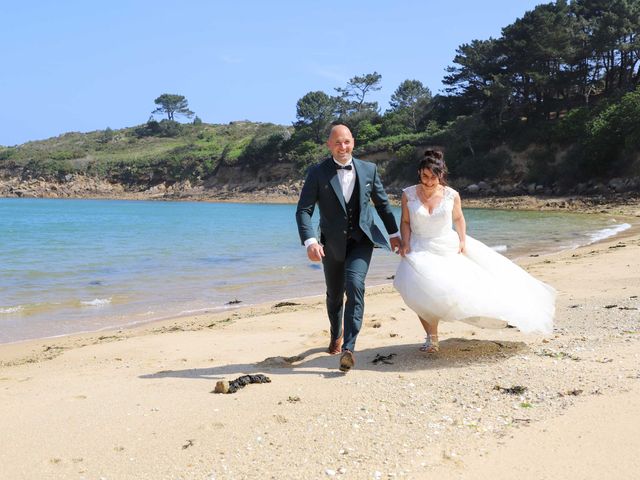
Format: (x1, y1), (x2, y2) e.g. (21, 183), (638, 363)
(0, 198), (632, 343)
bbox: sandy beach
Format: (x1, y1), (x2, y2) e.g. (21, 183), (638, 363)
(1, 221), (640, 479)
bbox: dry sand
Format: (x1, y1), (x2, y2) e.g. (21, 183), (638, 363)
(1, 226), (639, 479)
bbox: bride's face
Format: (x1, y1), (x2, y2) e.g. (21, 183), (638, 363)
(419, 168), (439, 188)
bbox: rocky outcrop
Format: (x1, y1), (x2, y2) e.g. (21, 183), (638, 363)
(460, 177), (640, 197)
(0, 173), (303, 203)
(0, 175), (126, 198)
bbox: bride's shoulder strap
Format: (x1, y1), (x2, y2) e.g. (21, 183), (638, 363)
(403, 185), (418, 201)
(444, 185), (458, 199)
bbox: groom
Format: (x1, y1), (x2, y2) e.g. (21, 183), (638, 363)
(296, 124), (401, 372)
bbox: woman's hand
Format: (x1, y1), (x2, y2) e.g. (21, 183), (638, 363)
(399, 243), (411, 257)
(458, 240), (466, 254)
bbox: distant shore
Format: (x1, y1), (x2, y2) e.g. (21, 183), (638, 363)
(2, 174), (640, 217)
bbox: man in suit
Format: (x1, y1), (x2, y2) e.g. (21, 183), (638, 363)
(296, 124), (401, 372)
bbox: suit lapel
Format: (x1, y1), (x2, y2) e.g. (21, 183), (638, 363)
(353, 158), (368, 205)
(324, 159), (347, 213)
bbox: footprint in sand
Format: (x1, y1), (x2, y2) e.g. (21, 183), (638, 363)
(256, 355), (304, 367)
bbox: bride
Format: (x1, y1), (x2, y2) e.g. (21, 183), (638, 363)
(393, 149), (556, 353)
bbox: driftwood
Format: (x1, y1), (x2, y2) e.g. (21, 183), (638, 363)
(213, 374), (271, 394)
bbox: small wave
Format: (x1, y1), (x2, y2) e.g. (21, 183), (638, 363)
(589, 223), (631, 244)
(491, 245), (508, 253)
(176, 306), (229, 316)
(81, 298), (112, 307)
(0, 306), (24, 314)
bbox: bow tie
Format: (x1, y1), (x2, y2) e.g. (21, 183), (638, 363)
(335, 164), (352, 170)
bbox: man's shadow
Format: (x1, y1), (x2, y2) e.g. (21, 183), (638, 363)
(139, 338), (527, 381)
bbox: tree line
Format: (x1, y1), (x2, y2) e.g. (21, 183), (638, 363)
(283, 0), (640, 186)
(204, 0), (638, 188)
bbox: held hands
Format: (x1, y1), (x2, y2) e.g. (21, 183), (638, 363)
(306, 243), (325, 262)
(390, 237), (402, 255)
(391, 237), (411, 257)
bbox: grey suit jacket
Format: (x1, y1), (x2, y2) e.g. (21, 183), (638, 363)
(295, 157), (399, 261)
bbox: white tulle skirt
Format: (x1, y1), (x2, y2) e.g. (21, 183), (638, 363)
(393, 231), (555, 334)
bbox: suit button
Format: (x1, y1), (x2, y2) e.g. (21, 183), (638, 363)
(343, 230), (347, 234)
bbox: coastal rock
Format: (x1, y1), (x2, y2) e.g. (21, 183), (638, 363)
(498, 184), (516, 194)
(608, 178), (632, 193)
(467, 184), (480, 194)
(477, 181), (490, 191)
(574, 183), (588, 194)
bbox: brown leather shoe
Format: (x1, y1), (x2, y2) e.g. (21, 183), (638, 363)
(339, 350), (355, 372)
(328, 336), (343, 355)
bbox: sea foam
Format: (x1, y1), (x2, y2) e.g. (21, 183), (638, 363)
(589, 223), (631, 244)
(80, 298), (112, 307)
(0, 306), (24, 314)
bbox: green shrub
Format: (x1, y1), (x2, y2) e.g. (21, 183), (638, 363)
(525, 148), (557, 184)
(0, 148), (15, 161)
(21, 158), (76, 180)
(553, 107), (589, 143)
(49, 150), (84, 161)
(287, 140), (325, 173)
(354, 120), (381, 145)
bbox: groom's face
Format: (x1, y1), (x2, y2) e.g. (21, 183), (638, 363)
(327, 127), (354, 163)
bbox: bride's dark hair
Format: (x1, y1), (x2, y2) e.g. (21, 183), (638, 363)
(418, 149), (448, 186)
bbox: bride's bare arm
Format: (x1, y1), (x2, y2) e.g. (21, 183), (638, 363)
(452, 192), (467, 253)
(400, 192), (412, 256)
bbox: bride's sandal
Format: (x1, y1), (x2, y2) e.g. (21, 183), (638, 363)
(419, 334), (431, 351)
(426, 336), (439, 353)
(419, 335), (439, 353)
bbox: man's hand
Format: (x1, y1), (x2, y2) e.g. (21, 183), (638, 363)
(307, 243), (325, 262)
(390, 237), (402, 255)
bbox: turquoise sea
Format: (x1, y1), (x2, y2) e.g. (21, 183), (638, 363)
(0, 198), (632, 344)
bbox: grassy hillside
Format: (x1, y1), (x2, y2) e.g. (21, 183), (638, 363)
(0, 121), (292, 186)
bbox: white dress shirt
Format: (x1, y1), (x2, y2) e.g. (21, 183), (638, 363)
(334, 158), (356, 203)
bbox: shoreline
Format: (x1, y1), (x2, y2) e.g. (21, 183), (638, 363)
(3, 186), (640, 216)
(2, 219), (638, 351)
(2, 207), (639, 349)
(1, 219), (639, 359)
(1, 226), (639, 478)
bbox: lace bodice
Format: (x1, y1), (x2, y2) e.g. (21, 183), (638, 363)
(404, 185), (457, 244)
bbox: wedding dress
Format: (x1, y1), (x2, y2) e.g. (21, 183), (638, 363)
(393, 185), (555, 334)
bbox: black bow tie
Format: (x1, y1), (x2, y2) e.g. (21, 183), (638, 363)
(335, 164), (352, 170)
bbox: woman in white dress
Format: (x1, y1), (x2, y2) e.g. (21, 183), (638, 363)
(393, 150), (555, 353)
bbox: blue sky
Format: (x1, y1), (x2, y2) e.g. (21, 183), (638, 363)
(0, 1), (545, 146)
